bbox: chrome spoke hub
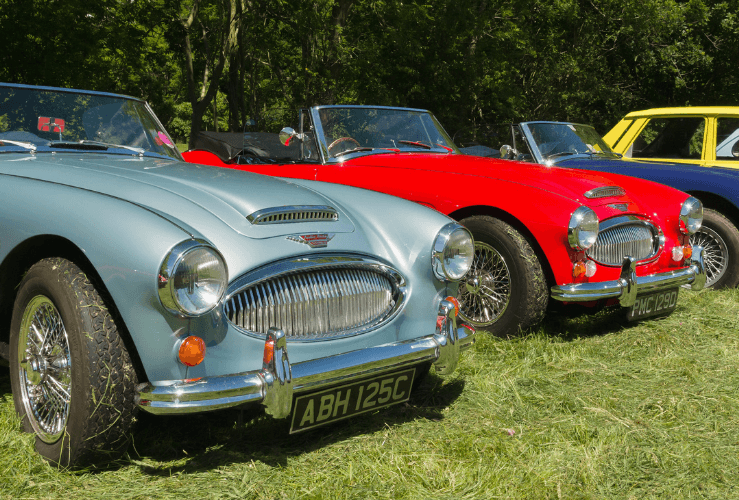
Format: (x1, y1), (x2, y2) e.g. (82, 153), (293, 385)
(17, 295), (72, 443)
(457, 242), (511, 326)
(691, 226), (728, 287)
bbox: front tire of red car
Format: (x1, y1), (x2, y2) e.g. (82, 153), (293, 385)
(457, 216), (548, 336)
(9, 258), (138, 468)
(690, 208), (739, 289)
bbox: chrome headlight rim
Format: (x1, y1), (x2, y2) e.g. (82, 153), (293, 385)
(158, 239), (228, 317)
(568, 206), (600, 251)
(432, 222), (475, 282)
(679, 196), (703, 235)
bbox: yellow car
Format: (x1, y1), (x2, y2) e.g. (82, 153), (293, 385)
(603, 107), (739, 288)
(604, 106), (739, 169)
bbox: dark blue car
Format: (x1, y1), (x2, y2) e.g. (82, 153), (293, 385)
(457, 121), (739, 289)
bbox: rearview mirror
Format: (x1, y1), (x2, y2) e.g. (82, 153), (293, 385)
(279, 127), (303, 146)
(500, 144), (518, 160)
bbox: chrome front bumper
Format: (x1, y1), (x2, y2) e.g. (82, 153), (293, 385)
(550, 247), (706, 305)
(137, 299), (474, 418)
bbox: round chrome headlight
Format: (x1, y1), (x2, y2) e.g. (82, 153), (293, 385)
(568, 206), (599, 250)
(159, 240), (228, 316)
(432, 223), (474, 281)
(679, 196), (703, 234)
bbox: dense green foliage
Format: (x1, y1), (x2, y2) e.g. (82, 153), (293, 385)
(1, 0), (737, 144)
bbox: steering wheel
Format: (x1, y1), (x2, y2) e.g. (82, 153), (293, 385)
(327, 136), (360, 155)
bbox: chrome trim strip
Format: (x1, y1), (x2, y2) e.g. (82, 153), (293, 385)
(137, 303), (475, 415)
(551, 247), (706, 304)
(247, 205), (339, 225)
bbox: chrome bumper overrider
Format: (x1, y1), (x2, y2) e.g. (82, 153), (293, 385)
(137, 300), (474, 418)
(551, 247), (706, 305)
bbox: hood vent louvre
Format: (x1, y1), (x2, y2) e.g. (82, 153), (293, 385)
(584, 186), (625, 199)
(247, 205), (339, 225)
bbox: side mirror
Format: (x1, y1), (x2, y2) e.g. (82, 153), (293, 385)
(732, 141), (739, 158)
(499, 144), (518, 160)
(279, 127), (302, 146)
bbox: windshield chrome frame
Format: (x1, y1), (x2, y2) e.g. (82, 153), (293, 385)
(519, 121), (617, 165)
(0, 83), (183, 161)
(306, 105), (457, 164)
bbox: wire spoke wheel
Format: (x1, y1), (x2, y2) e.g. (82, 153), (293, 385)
(17, 295), (71, 444)
(691, 224), (729, 288)
(458, 241), (512, 326)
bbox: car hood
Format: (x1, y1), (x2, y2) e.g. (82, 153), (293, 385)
(346, 152), (640, 206)
(0, 153), (356, 238)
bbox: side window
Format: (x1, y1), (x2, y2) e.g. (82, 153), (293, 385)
(631, 117), (704, 160)
(511, 125), (534, 162)
(716, 117), (739, 161)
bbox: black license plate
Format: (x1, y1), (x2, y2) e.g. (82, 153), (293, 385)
(290, 368), (416, 433)
(626, 288), (679, 321)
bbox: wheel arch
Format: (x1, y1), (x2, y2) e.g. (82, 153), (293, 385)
(447, 204), (557, 288)
(0, 235), (146, 381)
(685, 190), (739, 230)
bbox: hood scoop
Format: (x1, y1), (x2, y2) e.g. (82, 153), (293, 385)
(584, 186), (626, 199)
(247, 205), (339, 225)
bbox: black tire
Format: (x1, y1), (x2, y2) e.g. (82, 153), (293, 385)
(457, 216), (548, 336)
(9, 258), (138, 468)
(690, 208), (739, 289)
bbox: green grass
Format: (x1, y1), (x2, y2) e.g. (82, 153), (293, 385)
(2, 288), (739, 499)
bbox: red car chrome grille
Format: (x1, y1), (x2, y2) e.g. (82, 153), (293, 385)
(587, 222), (659, 266)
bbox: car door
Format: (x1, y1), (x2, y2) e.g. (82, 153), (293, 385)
(620, 115), (708, 167)
(712, 115), (739, 170)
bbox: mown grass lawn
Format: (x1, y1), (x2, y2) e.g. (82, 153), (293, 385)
(2, 288), (738, 499)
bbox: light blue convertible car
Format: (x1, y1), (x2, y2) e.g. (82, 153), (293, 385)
(0, 83), (475, 467)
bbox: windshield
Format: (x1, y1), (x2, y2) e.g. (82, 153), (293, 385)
(526, 122), (615, 159)
(312, 106), (459, 159)
(0, 84), (181, 160)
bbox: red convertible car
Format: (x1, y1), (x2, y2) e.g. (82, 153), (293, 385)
(183, 106), (706, 336)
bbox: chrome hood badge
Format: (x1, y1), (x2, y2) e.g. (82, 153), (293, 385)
(287, 233), (335, 248)
(607, 203), (629, 212)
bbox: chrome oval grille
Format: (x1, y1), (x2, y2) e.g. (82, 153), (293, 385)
(587, 221), (659, 265)
(225, 267), (399, 340)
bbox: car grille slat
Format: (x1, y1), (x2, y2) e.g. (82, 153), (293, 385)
(226, 267), (397, 340)
(588, 222), (658, 265)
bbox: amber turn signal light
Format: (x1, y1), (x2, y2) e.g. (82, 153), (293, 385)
(573, 261), (587, 278)
(178, 336), (206, 367)
(263, 337), (275, 365)
(445, 296), (460, 317)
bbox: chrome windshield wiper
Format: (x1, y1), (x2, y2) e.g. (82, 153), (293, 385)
(544, 151), (577, 159)
(49, 140), (145, 155)
(397, 140), (432, 149)
(332, 147), (375, 158)
(589, 150), (623, 158)
(0, 139), (37, 151)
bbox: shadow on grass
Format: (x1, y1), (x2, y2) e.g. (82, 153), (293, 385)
(0, 362), (463, 475)
(0, 365), (10, 394)
(126, 374), (465, 475)
(539, 303), (639, 341)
